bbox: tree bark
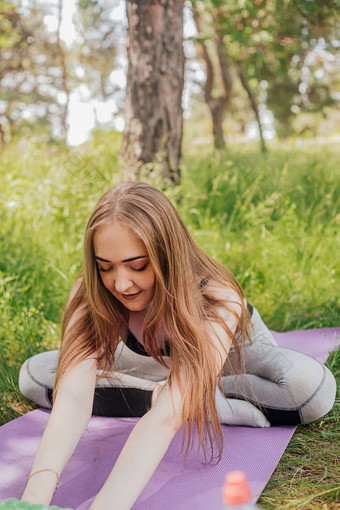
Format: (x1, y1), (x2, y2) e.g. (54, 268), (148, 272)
(57, 0), (69, 139)
(122, 0), (184, 185)
(235, 60), (267, 153)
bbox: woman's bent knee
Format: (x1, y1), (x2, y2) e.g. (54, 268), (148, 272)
(299, 365), (336, 423)
(266, 348), (337, 423)
(229, 343), (337, 425)
(18, 350), (59, 409)
(276, 352), (337, 423)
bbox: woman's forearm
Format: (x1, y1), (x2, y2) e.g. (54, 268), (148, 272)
(90, 408), (178, 510)
(22, 357), (96, 505)
(21, 391), (92, 505)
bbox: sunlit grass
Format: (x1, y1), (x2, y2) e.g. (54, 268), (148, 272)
(0, 131), (339, 507)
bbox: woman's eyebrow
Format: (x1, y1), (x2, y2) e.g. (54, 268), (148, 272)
(95, 255), (148, 263)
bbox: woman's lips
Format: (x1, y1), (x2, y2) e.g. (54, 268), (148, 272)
(122, 291), (142, 300)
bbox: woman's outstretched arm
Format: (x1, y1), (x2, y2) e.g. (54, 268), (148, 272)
(21, 356), (97, 505)
(22, 279), (96, 505)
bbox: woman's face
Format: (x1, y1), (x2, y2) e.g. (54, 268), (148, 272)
(93, 222), (156, 312)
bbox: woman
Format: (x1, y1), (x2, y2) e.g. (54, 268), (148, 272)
(19, 182), (336, 509)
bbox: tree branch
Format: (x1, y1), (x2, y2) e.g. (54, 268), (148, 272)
(192, 5), (214, 102)
(216, 34), (232, 101)
(235, 60), (266, 152)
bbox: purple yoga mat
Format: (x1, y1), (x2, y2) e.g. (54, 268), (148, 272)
(1, 328), (339, 510)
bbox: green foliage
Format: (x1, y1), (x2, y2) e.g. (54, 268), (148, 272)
(74, 0), (119, 101)
(0, 1), (66, 139)
(0, 132), (339, 506)
(194, 0), (339, 138)
(0, 2), (21, 49)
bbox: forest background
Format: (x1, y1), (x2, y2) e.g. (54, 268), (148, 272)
(0, 0), (339, 508)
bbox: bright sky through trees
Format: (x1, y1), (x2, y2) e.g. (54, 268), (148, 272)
(37, 0), (280, 145)
(42, 0), (126, 145)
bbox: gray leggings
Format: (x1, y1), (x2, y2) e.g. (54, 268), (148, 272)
(19, 308), (336, 426)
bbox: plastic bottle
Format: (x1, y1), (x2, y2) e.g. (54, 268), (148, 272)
(222, 471), (262, 509)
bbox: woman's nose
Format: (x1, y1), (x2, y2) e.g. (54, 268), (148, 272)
(114, 272), (134, 294)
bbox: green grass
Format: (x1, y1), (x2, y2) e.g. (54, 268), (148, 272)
(259, 345), (340, 509)
(0, 131), (339, 508)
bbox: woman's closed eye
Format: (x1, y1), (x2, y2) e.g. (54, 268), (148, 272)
(134, 264), (148, 272)
(98, 266), (112, 273)
(98, 264), (148, 273)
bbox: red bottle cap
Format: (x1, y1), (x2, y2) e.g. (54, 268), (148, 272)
(223, 471), (252, 505)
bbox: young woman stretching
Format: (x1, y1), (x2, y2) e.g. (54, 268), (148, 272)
(19, 182), (336, 509)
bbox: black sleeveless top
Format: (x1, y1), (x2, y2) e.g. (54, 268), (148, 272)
(124, 277), (253, 357)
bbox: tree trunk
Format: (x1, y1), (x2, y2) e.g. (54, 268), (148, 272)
(210, 99), (227, 150)
(0, 124), (4, 149)
(122, 0), (184, 185)
(192, 7), (232, 151)
(57, 0), (69, 140)
(235, 60), (267, 153)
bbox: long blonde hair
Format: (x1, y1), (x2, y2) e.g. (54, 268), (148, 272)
(54, 182), (252, 461)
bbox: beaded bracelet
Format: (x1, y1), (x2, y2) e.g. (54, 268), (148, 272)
(25, 469), (60, 492)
